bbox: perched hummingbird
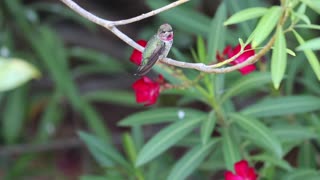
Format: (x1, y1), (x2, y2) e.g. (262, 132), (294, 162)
(135, 23), (173, 76)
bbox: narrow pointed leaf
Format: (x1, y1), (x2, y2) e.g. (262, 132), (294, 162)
(252, 154), (292, 171)
(271, 27), (287, 89)
(221, 72), (272, 103)
(136, 117), (203, 166)
(241, 96), (320, 117)
(167, 139), (219, 180)
(250, 6), (281, 47)
(230, 113), (283, 158)
(301, 0), (320, 14)
(293, 30), (320, 80)
(78, 131), (129, 168)
(197, 36), (207, 63)
(0, 58), (40, 92)
(282, 169), (320, 180)
(122, 133), (138, 164)
(119, 108), (205, 126)
(298, 142), (316, 168)
(84, 90), (136, 107)
(222, 127), (241, 170)
(296, 37), (320, 51)
(224, 7), (268, 25)
(200, 111), (216, 144)
(295, 24), (320, 30)
(3, 87), (27, 144)
(207, 2), (227, 61)
(272, 126), (317, 143)
(292, 12), (311, 25)
(147, 0), (210, 35)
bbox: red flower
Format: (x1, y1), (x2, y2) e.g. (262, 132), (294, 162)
(225, 160), (258, 180)
(217, 44), (256, 75)
(130, 40), (147, 66)
(132, 76), (161, 106)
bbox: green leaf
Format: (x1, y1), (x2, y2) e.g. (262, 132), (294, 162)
(296, 37), (320, 51)
(295, 24), (320, 30)
(241, 96), (320, 117)
(200, 111), (216, 144)
(80, 176), (107, 180)
(249, 6), (281, 47)
(122, 133), (138, 164)
(0, 58), (40, 92)
(153, 64), (182, 84)
(293, 3), (307, 23)
(293, 30), (320, 80)
(272, 126), (317, 143)
(197, 36), (206, 63)
(119, 107), (206, 126)
(285, 48), (296, 56)
(230, 113), (283, 158)
(207, 2), (227, 61)
(271, 27), (287, 89)
(251, 154), (292, 171)
(220, 72), (272, 103)
(224, 7), (268, 25)
(301, 0), (320, 14)
(36, 91), (63, 142)
(2, 86), (27, 144)
(78, 131), (129, 168)
(167, 139), (219, 180)
(30, 2), (96, 31)
(84, 90), (137, 107)
(222, 127), (241, 170)
(68, 47), (124, 73)
(298, 142), (316, 168)
(292, 12), (311, 25)
(282, 169), (320, 180)
(135, 117), (203, 166)
(146, 0), (210, 35)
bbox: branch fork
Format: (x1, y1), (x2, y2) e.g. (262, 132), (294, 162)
(60, 0), (274, 74)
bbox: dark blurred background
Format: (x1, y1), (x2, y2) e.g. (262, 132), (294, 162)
(0, 0), (308, 179)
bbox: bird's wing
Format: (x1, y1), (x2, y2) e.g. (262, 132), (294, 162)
(135, 40), (165, 76)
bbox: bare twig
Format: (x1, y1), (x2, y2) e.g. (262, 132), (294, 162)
(111, 0), (190, 26)
(60, 0), (276, 74)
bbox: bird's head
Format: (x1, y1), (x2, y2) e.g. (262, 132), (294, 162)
(157, 23), (173, 41)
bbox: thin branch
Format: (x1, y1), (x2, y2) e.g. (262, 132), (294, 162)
(111, 0), (190, 26)
(60, 0), (278, 74)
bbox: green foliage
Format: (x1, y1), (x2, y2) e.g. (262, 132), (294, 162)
(222, 127), (241, 170)
(2, 0), (320, 179)
(224, 7), (268, 26)
(78, 131), (130, 168)
(0, 58), (40, 92)
(271, 27), (287, 89)
(135, 116), (204, 166)
(167, 139), (219, 180)
(207, 3), (227, 62)
(119, 107), (206, 126)
(200, 111), (216, 145)
(3, 86), (28, 144)
(249, 6), (282, 47)
(230, 113), (283, 158)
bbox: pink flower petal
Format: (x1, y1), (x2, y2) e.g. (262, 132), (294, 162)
(130, 40), (147, 66)
(225, 171), (244, 180)
(132, 75), (161, 106)
(234, 160), (250, 178)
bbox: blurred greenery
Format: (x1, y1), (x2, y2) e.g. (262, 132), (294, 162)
(0, 0), (320, 179)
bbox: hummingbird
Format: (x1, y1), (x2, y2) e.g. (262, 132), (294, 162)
(135, 23), (173, 76)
